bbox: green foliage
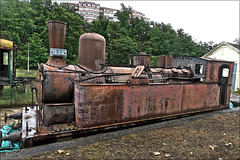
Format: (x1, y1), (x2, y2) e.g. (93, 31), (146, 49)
(1, 0), (217, 68)
(0, 0), (35, 45)
(1, 0), (85, 68)
(110, 35), (138, 64)
(150, 56), (159, 67)
(17, 33), (48, 69)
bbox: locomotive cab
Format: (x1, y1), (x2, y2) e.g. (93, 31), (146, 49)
(0, 39), (16, 92)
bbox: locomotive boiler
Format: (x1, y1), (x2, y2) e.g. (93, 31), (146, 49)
(2, 20), (234, 148)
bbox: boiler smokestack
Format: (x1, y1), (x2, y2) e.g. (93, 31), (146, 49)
(47, 20), (67, 66)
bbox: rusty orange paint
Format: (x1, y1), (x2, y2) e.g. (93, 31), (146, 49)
(74, 83), (222, 129)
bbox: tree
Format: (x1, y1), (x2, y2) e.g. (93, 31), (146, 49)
(109, 36), (138, 64)
(129, 17), (151, 52)
(17, 33), (48, 69)
(89, 19), (109, 39)
(0, 0), (35, 45)
(0, 0), (218, 69)
(115, 3), (133, 28)
(233, 38), (240, 44)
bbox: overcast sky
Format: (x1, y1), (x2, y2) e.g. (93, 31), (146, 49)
(54, 0), (239, 44)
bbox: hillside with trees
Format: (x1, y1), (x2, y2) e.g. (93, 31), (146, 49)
(1, 0), (218, 68)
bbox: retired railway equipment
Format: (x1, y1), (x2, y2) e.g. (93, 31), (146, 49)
(1, 20), (234, 149)
(0, 39), (16, 86)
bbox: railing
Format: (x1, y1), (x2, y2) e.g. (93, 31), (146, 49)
(0, 80), (36, 108)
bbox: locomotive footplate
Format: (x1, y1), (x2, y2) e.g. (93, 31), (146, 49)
(20, 106), (225, 148)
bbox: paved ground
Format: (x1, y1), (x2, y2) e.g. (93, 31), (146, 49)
(1, 107), (239, 160)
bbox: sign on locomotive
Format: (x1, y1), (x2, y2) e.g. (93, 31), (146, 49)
(1, 20), (234, 148)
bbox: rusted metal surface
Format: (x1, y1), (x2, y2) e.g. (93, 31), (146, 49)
(133, 52), (150, 67)
(159, 55), (173, 68)
(205, 61), (234, 84)
(161, 68), (192, 78)
(47, 20), (67, 66)
(182, 84), (220, 111)
(74, 83), (222, 129)
(130, 78), (149, 85)
(48, 20), (67, 49)
(43, 103), (74, 126)
(39, 64), (80, 103)
(164, 55), (173, 68)
(31, 24), (235, 149)
(159, 56), (165, 68)
(78, 33), (106, 71)
(225, 86), (231, 107)
(2, 131), (21, 142)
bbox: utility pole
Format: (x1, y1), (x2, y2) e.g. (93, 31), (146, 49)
(27, 42), (29, 72)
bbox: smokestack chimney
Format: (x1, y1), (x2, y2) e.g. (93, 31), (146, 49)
(133, 52), (150, 67)
(47, 20), (67, 66)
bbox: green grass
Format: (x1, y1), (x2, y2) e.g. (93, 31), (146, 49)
(0, 85), (36, 107)
(231, 88), (240, 95)
(1, 69), (37, 107)
(16, 69), (37, 77)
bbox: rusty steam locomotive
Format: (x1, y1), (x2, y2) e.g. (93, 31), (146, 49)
(2, 20), (234, 148)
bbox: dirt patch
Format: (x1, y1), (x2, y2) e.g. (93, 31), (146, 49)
(24, 112), (239, 160)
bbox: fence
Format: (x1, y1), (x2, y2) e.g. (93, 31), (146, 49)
(0, 81), (36, 108)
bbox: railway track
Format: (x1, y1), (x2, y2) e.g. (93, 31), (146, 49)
(1, 107), (239, 159)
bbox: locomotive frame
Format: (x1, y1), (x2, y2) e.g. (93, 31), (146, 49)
(1, 20), (234, 149)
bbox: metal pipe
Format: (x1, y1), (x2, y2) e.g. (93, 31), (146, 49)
(47, 20), (67, 67)
(4, 112), (22, 123)
(2, 131), (21, 143)
(31, 87), (34, 109)
(36, 105), (38, 133)
(26, 121), (28, 137)
(10, 50), (13, 108)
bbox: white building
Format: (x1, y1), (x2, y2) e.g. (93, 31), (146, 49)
(61, 1), (150, 23)
(100, 7), (119, 22)
(202, 41), (240, 91)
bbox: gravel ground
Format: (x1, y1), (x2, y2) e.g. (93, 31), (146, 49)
(230, 94), (240, 106)
(1, 107), (239, 160)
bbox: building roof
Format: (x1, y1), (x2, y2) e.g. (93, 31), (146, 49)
(202, 41), (240, 58)
(227, 42), (240, 50)
(0, 39), (13, 50)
